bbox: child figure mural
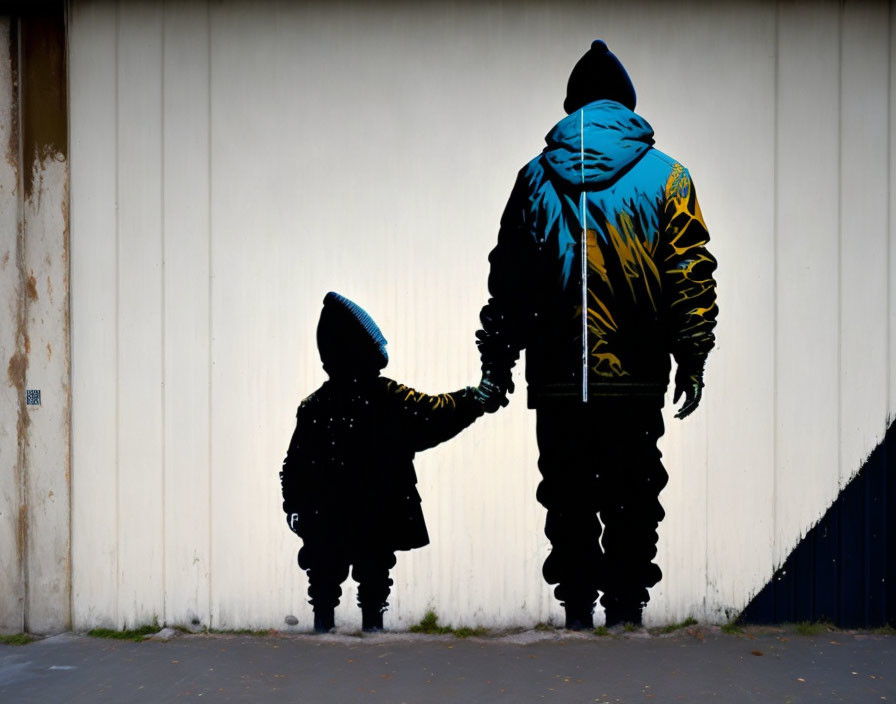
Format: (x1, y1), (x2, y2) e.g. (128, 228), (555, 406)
(473, 40), (718, 629)
(280, 292), (483, 633)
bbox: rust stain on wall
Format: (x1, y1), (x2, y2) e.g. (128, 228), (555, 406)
(7, 350), (26, 390)
(7, 349), (30, 441)
(17, 503), (25, 568)
(21, 6), (66, 202)
(1, 251), (8, 270)
(45, 341), (51, 361)
(4, 21), (17, 178)
(25, 272), (37, 300)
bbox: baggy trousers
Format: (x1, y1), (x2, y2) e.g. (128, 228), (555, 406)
(535, 395), (668, 615)
(298, 542), (397, 613)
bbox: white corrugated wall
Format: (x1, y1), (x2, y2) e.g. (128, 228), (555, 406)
(66, 0), (896, 630)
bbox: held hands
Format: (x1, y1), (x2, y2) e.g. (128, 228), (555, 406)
(673, 364), (704, 420)
(473, 370), (515, 413)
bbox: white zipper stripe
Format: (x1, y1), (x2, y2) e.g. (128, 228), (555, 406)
(580, 109), (588, 403)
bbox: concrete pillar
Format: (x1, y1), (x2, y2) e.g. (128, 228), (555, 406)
(0, 1), (70, 635)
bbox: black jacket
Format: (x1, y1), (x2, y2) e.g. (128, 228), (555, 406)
(280, 376), (482, 552)
(477, 100), (718, 405)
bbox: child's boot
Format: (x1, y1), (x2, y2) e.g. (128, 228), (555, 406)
(361, 604), (385, 632)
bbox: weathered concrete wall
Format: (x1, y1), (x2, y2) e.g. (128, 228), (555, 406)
(0, 5), (71, 635)
(0, 16), (25, 635)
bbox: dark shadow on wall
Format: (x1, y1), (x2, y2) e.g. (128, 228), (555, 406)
(741, 421), (895, 628)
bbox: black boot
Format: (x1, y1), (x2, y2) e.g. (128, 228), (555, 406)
(604, 606), (642, 629)
(313, 608), (335, 633)
(361, 605), (385, 632)
(564, 603), (594, 631)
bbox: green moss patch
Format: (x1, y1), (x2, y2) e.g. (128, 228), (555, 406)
(87, 625), (158, 642)
(0, 634), (35, 646)
(410, 610), (488, 638)
(653, 617), (698, 635)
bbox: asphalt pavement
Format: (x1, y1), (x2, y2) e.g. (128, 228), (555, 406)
(1, 624), (894, 703)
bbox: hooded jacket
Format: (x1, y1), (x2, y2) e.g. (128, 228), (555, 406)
(281, 294), (483, 552)
(477, 100), (718, 405)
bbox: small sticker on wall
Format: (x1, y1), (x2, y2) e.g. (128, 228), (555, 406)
(26, 389), (41, 407)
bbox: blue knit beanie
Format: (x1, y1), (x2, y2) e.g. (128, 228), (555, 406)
(317, 292), (388, 375)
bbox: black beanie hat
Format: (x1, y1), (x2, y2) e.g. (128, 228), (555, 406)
(564, 39), (636, 114)
(317, 292), (388, 376)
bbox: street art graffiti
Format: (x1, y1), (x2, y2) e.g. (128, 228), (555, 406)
(474, 39), (718, 629)
(281, 40), (720, 633)
(281, 40), (719, 633)
(280, 292), (483, 632)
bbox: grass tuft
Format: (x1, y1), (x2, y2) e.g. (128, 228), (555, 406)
(409, 610), (487, 638)
(593, 626), (610, 636)
(623, 622), (638, 633)
(453, 626), (489, 639)
(88, 624), (159, 642)
(654, 617), (698, 635)
(410, 610), (453, 635)
(0, 634), (35, 646)
(795, 621), (833, 636)
(872, 624), (896, 635)
(534, 622), (554, 632)
(721, 622), (743, 635)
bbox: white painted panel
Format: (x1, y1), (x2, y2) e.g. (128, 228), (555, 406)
(207, 0), (323, 629)
(653, 2), (776, 622)
(69, 0), (119, 630)
(162, 0), (211, 630)
(0, 16), (23, 634)
(841, 1), (889, 486)
(207, 1), (265, 628)
(116, 0), (164, 628)
(67, 0), (896, 629)
(774, 1), (841, 567)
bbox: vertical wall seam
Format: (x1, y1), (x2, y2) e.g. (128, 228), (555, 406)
(114, 0), (121, 629)
(159, 0), (167, 629)
(837, 1), (844, 490)
(884, 0), (893, 624)
(64, 0), (73, 631)
(837, 0), (845, 625)
(206, 0), (212, 629)
(13, 14), (27, 634)
(880, 0), (893, 620)
(772, 0), (780, 572)
(63, 0), (73, 632)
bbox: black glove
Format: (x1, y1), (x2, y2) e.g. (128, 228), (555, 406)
(286, 512), (301, 535)
(673, 363), (704, 420)
(473, 368), (515, 414)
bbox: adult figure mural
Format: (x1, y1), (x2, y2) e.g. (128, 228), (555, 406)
(474, 40), (718, 629)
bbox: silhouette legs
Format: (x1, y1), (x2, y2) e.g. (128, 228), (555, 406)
(299, 544), (397, 632)
(536, 397), (667, 628)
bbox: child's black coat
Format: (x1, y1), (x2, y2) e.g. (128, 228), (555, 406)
(281, 376), (482, 553)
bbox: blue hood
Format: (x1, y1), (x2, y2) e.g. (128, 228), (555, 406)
(543, 100), (654, 188)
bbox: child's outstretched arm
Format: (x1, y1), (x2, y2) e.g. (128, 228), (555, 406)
(384, 379), (484, 452)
